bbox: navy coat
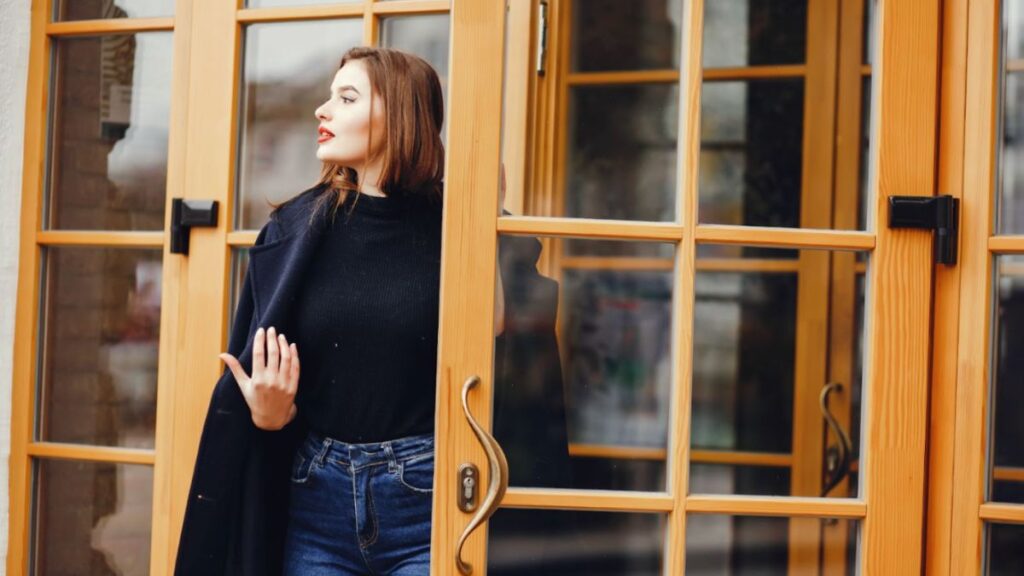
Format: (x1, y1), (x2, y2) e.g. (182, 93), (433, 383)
(174, 185), (571, 575)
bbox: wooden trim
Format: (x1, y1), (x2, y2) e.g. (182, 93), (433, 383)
(696, 225), (874, 251)
(559, 256), (802, 273)
(431, 0), (506, 573)
(162, 0), (240, 570)
(789, 0), (840, 569)
(497, 215), (684, 242)
(926, 0), (970, 574)
(150, 0), (195, 571)
(45, 17), (175, 35)
(948, 0), (1001, 573)
(979, 503), (1024, 524)
(237, 4), (365, 23)
(859, 0), (941, 571)
(702, 64), (806, 81)
(499, 0), (533, 216)
(372, 0), (450, 15)
(36, 230), (164, 247)
(1006, 59), (1024, 72)
(685, 495), (867, 519)
(993, 467), (1024, 482)
(362, 3), (377, 47)
(690, 449), (792, 468)
(824, 0), (868, 572)
(565, 70), (679, 86)
(8, 2), (50, 573)
(664, 0), (704, 572)
(226, 230), (259, 246)
(27, 442), (156, 466)
(501, 489), (673, 512)
(988, 235), (1024, 252)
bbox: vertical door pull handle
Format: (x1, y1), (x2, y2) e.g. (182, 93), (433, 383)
(820, 382), (853, 497)
(455, 375), (509, 575)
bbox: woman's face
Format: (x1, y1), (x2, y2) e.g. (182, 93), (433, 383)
(314, 60), (385, 167)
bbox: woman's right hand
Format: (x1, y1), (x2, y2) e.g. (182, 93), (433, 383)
(219, 326), (300, 431)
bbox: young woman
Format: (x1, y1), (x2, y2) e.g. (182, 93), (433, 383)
(175, 46), (568, 576)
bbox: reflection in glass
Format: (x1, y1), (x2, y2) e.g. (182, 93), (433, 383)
(39, 248), (162, 448)
(686, 515), (858, 575)
(699, 79), (804, 227)
(380, 15), (451, 85)
(571, 0), (679, 72)
(566, 84), (678, 221)
(989, 256), (1024, 503)
(987, 523), (1024, 575)
(46, 34), (172, 230)
(690, 248), (865, 497)
(494, 236), (674, 491)
(32, 459), (153, 576)
(702, 0), (807, 68)
(237, 20), (362, 230)
(999, 73), (1024, 234)
(55, 0), (174, 20)
(488, 509), (664, 576)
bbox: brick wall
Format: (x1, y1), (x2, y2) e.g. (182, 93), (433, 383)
(0, 0), (30, 568)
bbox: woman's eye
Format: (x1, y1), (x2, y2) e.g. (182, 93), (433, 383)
(340, 96), (355, 104)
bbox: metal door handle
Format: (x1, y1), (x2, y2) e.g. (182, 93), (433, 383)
(820, 382), (853, 497)
(455, 375), (509, 575)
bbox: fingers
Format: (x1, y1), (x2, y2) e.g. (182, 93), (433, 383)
(278, 333), (291, 387)
(288, 343), (300, 393)
(253, 327), (266, 378)
(266, 327), (280, 373)
(219, 353), (249, 387)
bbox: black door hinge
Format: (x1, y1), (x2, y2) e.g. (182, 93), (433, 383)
(887, 195), (960, 265)
(170, 199), (219, 255)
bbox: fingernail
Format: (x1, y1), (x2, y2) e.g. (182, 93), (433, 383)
(257, 327), (264, 334)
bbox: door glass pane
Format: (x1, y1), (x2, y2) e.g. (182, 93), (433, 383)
(698, 79), (804, 227)
(494, 236), (674, 491)
(566, 84), (679, 221)
(686, 515), (858, 575)
(236, 20), (362, 230)
(690, 247), (866, 498)
(702, 0), (807, 68)
(32, 459), (153, 576)
(571, 0), (679, 72)
(999, 0), (1024, 234)
(38, 247), (162, 448)
(380, 15), (451, 84)
(488, 509), (664, 576)
(987, 523), (1024, 575)
(989, 255), (1024, 503)
(46, 34), (173, 231)
(55, 0), (174, 21)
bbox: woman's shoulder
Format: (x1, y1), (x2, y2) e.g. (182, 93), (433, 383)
(260, 183), (329, 243)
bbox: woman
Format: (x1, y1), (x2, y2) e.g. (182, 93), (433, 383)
(174, 47), (569, 576)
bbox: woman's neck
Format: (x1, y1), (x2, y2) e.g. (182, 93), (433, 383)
(355, 162), (385, 197)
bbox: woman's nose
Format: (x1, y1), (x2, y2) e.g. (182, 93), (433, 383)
(314, 104), (328, 121)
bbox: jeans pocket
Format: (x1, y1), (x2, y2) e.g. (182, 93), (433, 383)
(398, 451), (434, 494)
(290, 438), (320, 484)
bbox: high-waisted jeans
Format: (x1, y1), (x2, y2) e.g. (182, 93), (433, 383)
(283, 429), (435, 575)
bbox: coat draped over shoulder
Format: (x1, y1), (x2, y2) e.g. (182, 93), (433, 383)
(174, 187), (569, 575)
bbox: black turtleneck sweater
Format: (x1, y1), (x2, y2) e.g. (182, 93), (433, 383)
(291, 190), (442, 443)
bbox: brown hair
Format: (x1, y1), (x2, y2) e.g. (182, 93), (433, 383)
(309, 46), (445, 222)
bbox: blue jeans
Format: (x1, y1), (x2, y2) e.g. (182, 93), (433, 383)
(283, 429), (435, 575)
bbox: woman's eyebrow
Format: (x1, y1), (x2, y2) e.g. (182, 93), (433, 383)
(333, 84), (361, 95)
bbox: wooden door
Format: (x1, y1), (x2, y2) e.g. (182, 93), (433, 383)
(433, 0), (939, 574)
